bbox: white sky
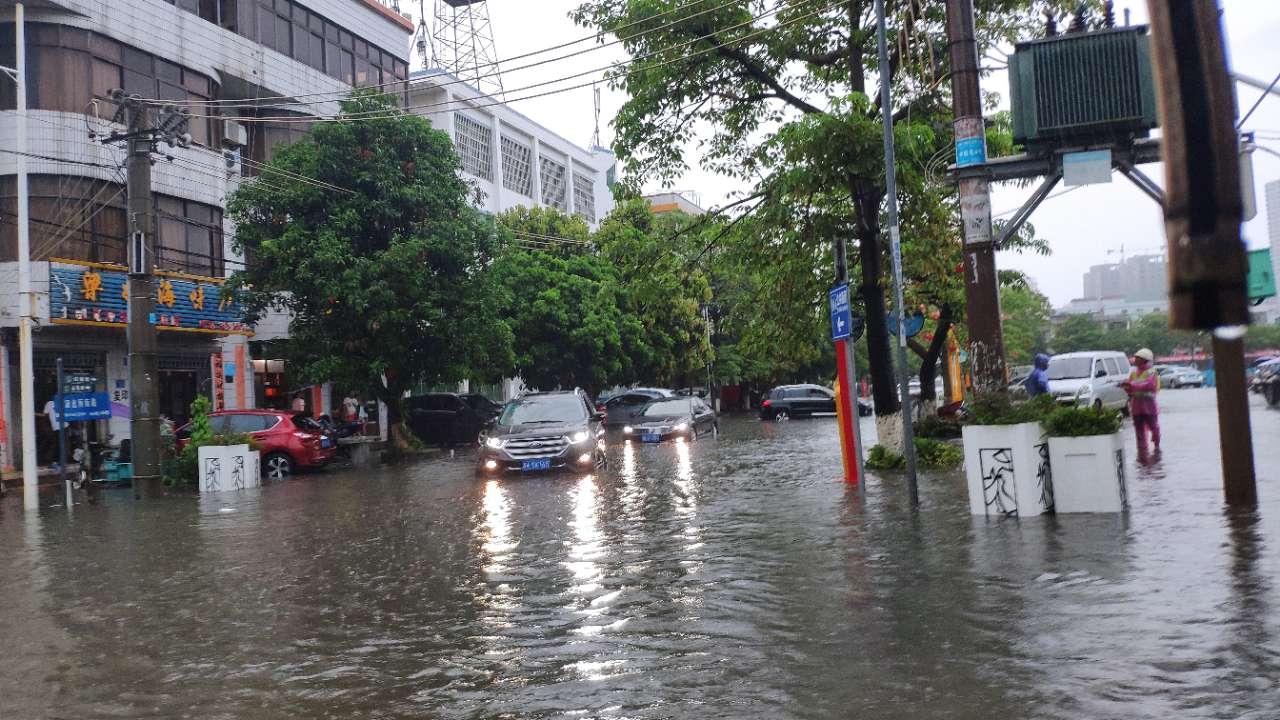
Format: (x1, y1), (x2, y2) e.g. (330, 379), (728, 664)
(409, 0), (1280, 308)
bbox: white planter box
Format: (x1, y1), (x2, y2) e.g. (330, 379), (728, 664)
(962, 422), (1053, 517)
(1047, 433), (1127, 513)
(197, 444), (262, 493)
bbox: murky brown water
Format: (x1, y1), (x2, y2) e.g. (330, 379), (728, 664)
(2, 389), (1278, 719)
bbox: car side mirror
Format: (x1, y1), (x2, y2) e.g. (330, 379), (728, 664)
(593, 411), (605, 422)
(1096, 368), (1108, 378)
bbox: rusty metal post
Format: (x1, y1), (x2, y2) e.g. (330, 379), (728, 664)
(1145, 0), (1256, 506)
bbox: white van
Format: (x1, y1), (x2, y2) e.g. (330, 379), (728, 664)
(1045, 351), (1132, 411)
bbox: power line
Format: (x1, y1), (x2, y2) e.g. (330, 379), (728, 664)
(991, 185), (1082, 218)
(179, 0), (837, 124)
(137, 0), (778, 110)
(0, 148), (125, 170)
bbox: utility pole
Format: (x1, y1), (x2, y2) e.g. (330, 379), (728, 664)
(6, 3), (40, 511)
(946, 0), (1006, 394)
(876, 0), (918, 503)
(104, 92), (189, 496)
(1145, 1), (1256, 506)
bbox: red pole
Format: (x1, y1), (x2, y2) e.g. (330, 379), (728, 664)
(835, 338), (860, 484)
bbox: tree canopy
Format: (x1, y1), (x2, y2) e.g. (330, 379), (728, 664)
(227, 91), (513, 437)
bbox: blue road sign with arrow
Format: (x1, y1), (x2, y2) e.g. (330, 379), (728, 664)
(830, 284), (853, 340)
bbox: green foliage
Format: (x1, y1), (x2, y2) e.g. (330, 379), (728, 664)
(914, 437), (964, 470)
(188, 395), (213, 445)
(1042, 404), (1123, 437)
(915, 414), (963, 439)
(227, 91), (514, 430)
(867, 438), (963, 470)
(866, 444), (906, 470)
(1000, 284), (1053, 364)
(968, 392), (1056, 426)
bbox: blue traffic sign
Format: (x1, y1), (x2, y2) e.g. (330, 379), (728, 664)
(887, 311), (926, 338)
(55, 392), (112, 422)
(830, 284), (853, 340)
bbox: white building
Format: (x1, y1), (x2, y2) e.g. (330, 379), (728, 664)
(0, 0), (412, 472)
(645, 192), (705, 216)
(407, 68), (616, 227)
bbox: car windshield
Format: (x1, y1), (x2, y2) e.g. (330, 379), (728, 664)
(1047, 357), (1094, 380)
(499, 395), (586, 425)
(642, 399), (694, 417)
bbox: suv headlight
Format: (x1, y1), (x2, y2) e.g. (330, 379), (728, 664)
(623, 426), (634, 434)
(568, 430), (590, 444)
(485, 436), (504, 449)
(673, 422), (689, 432)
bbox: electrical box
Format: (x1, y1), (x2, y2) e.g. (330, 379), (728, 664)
(1009, 26), (1158, 148)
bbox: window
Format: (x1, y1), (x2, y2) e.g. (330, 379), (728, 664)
(501, 136), (533, 197)
(454, 114), (493, 181)
(0, 175), (127, 264)
(540, 156), (567, 210)
(155, 195), (225, 277)
(228, 414), (269, 433)
(573, 171), (596, 223)
(1105, 358), (1125, 376)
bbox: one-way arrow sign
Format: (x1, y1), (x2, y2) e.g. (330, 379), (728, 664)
(829, 284), (852, 340)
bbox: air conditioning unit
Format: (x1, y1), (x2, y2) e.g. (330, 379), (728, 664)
(1009, 26), (1158, 148)
(223, 119), (248, 148)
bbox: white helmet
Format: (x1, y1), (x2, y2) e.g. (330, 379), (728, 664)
(1134, 348), (1154, 363)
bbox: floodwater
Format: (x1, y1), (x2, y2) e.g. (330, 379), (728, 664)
(2, 389), (1279, 719)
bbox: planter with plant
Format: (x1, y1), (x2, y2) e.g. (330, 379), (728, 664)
(961, 394), (1056, 517)
(168, 397), (261, 490)
(865, 437), (964, 472)
(1043, 405), (1127, 513)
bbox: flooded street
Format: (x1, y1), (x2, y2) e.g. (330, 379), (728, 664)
(3, 388), (1279, 719)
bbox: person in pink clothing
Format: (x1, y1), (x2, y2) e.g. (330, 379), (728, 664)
(1122, 348), (1161, 459)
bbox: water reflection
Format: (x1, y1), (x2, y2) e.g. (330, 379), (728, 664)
(481, 479), (515, 575)
(566, 474), (603, 591)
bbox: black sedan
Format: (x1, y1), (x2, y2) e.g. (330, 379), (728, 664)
(622, 397), (718, 443)
(600, 387), (674, 428)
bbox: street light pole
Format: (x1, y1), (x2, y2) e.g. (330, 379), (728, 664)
(875, 0), (919, 504)
(10, 3), (40, 511)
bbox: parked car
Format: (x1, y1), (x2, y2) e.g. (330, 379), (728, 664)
(407, 392), (502, 446)
(1156, 365), (1204, 389)
(1255, 359), (1280, 406)
(176, 409), (335, 479)
(1045, 351), (1131, 411)
(623, 396), (718, 442)
(760, 384), (871, 420)
(908, 376), (945, 399)
(478, 389), (606, 474)
(600, 387), (674, 428)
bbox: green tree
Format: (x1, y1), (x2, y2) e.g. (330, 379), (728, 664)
(1000, 283), (1053, 364)
(1052, 314), (1105, 354)
(489, 246), (643, 394)
(573, 0), (1085, 440)
(228, 92), (513, 448)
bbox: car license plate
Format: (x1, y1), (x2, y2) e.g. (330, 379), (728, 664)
(521, 458), (551, 471)
(642, 433), (661, 443)
(321, 438), (333, 448)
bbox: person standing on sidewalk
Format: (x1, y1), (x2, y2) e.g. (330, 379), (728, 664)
(1024, 353), (1051, 397)
(1122, 348), (1161, 460)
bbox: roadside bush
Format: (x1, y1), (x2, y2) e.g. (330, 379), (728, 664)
(915, 415), (962, 439)
(865, 438), (964, 471)
(967, 393), (1055, 426)
(1042, 404), (1123, 437)
(914, 437), (963, 469)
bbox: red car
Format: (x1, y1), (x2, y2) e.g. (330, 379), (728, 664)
(176, 409), (336, 479)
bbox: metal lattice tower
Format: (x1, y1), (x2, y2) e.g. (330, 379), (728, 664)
(428, 0), (505, 98)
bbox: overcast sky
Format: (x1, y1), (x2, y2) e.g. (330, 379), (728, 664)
(410, 0), (1280, 308)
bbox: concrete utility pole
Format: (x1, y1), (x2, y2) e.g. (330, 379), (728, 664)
(1145, 1), (1256, 506)
(875, 0), (918, 503)
(946, 0), (1006, 394)
(123, 97), (162, 495)
(8, 3), (40, 511)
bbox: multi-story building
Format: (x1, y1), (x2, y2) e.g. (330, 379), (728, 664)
(0, 0), (412, 472)
(645, 192), (704, 217)
(407, 68), (616, 227)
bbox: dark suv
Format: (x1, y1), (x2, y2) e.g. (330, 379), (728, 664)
(760, 384), (872, 420)
(478, 389), (606, 474)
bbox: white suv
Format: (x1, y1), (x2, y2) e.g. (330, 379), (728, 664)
(1046, 351), (1132, 411)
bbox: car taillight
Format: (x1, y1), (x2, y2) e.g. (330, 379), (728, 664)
(762, 399), (772, 408)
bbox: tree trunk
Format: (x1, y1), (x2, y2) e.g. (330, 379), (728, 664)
(909, 307), (954, 418)
(381, 390), (422, 454)
(854, 186), (900, 417)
